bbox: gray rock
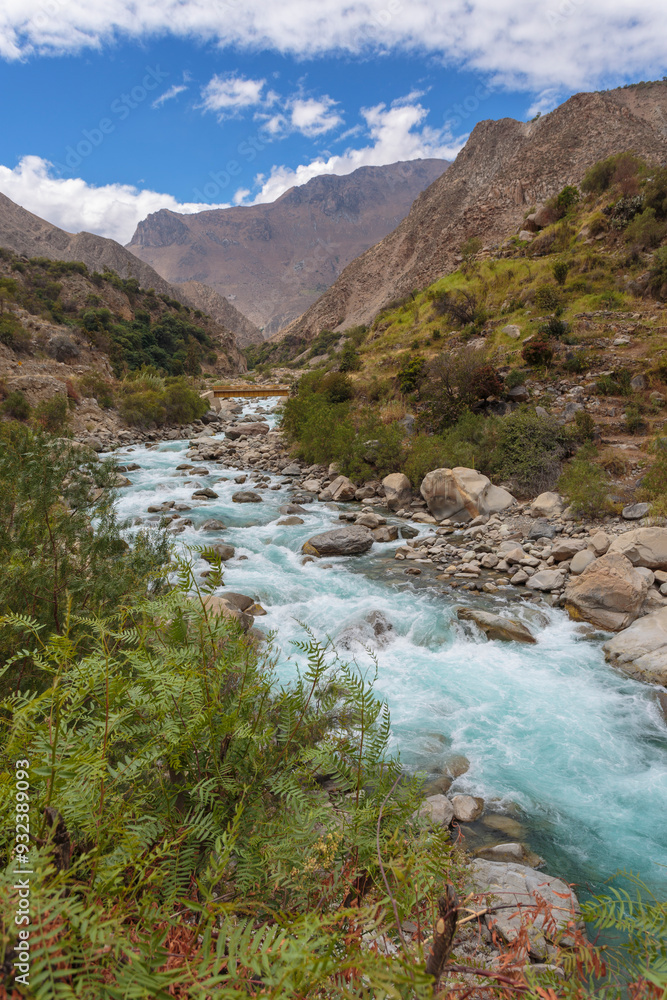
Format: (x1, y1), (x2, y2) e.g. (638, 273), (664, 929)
(451, 794), (484, 822)
(570, 549), (596, 574)
(420, 467), (515, 522)
(528, 520), (557, 540)
(192, 488), (219, 499)
(302, 526), (374, 557)
(279, 503), (308, 515)
(603, 606), (667, 685)
(530, 492), (563, 518)
(382, 472), (412, 511)
(232, 490), (263, 503)
(203, 544), (235, 562)
(564, 553), (650, 630)
(277, 516), (304, 525)
(372, 525), (400, 542)
(328, 475), (357, 501)
(199, 518), (227, 531)
(526, 569), (566, 591)
(281, 463), (301, 475)
(588, 531), (610, 556)
(400, 525), (420, 539)
(471, 859), (583, 959)
(502, 324), (521, 339)
(415, 794), (454, 828)
(551, 538), (587, 561)
(622, 502), (651, 520)
(607, 527), (667, 569)
(507, 385), (530, 402)
(456, 607), (536, 644)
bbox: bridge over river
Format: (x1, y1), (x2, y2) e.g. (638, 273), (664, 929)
(207, 384), (290, 399)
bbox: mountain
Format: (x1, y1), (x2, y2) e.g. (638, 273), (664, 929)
(127, 159), (449, 336)
(0, 191), (259, 353)
(279, 81), (667, 344)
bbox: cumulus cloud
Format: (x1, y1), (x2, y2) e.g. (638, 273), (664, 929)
(288, 97), (343, 136)
(200, 73), (269, 117)
(0, 155), (230, 243)
(246, 95), (462, 205)
(1, 1), (666, 93)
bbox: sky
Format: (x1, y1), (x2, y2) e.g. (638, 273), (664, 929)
(0, 1), (665, 245)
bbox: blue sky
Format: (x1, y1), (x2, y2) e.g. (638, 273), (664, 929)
(0, 1), (665, 244)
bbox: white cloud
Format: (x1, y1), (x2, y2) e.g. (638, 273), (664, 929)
(200, 73), (267, 117)
(151, 83), (187, 109)
(289, 96), (342, 136)
(0, 155), (230, 243)
(1, 1), (666, 94)
(246, 96), (462, 205)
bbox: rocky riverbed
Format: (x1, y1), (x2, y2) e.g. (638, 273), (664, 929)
(90, 395), (667, 960)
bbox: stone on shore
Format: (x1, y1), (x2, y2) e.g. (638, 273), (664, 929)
(570, 549), (596, 574)
(415, 794), (454, 828)
(530, 492), (563, 518)
(456, 607), (536, 644)
(563, 553), (649, 631)
(203, 544), (235, 562)
(602, 607), (667, 685)
(200, 595), (252, 631)
(451, 794), (484, 822)
(551, 538), (587, 561)
(328, 475), (358, 501)
(471, 859), (583, 959)
(372, 525), (400, 542)
(526, 569), (566, 592)
(622, 502), (651, 520)
(607, 527), (667, 570)
(382, 472), (412, 511)
(420, 467), (515, 522)
(302, 525), (374, 557)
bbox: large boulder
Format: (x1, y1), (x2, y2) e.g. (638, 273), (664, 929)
(328, 475), (357, 501)
(563, 553), (649, 631)
(420, 467), (515, 523)
(200, 595), (252, 631)
(302, 526), (373, 557)
(607, 527), (667, 570)
(456, 608), (536, 644)
(603, 607), (667, 685)
(232, 490), (263, 503)
(225, 422), (269, 440)
(382, 473), (412, 511)
(530, 492), (563, 518)
(525, 569), (566, 592)
(551, 538), (588, 562)
(471, 859), (583, 959)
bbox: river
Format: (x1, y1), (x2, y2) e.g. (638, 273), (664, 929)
(110, 397), (667, 903)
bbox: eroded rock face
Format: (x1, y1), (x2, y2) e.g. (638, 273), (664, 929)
(420, 467), (515, 522)
(302, 525), (373, 557)
(382, 472), (412, 510)
(563, 553), (649, 631)
(603, 607), (667, 685)
(456, 607), (536, 644)
(471, 859), (583, 959)
(607, 527), (667, 570)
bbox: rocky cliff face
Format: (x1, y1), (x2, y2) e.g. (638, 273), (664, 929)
(279, 82), (667, 344)
(0, 192), (257, 356)
(127, 159), (448, 335)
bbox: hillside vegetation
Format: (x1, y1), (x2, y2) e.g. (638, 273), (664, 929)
(262, 154), (667, 513)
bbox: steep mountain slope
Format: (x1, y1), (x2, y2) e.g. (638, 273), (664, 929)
(0, 191), (259, 350)
(127, 159), (448, 335)
(280, 82), (667, 343)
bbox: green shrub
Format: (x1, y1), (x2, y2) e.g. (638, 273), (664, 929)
(638, 437), (667, 505)
(552, 261), (570, 285)
(562, 351), (590, 374)
(558, 448), (613, 517)
(648, 246), (667, 299)
(539, 315), (569, 339)
(1, 390), (31, 420)
(491, 408), (570, 496)
(34, 393), (69, 433)
(522, 338), (553, 366)
(318, 371), (354, 403)
(533, 284), (563, 312)
(0, 313), (31, 350)
(402, 412), (494, 485)
(119, 377), (206, 428)
(581, 153), (643, 195)
(625, 207), (667, 249)
(504, 368), (528, 390)
(77, 371), (115, 408)
(338, 341), (363, 372)
(419, 351), (503, 430)
(644, 165), (667, 219)
(460, 236), (483, 262)
(571, 409), (596, 441)
(397, 354), (427, 394)
(625, 403), (647, 435)
(587, 212), (608, 236)
(596, 369), (632, 396)
(556, 185), (580, 214)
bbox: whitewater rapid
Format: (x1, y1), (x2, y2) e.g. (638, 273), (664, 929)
(109, 399), (667, 900)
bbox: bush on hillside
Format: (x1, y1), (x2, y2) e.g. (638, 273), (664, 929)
(419, 350), (503, 430)
(1, 390), (31, 420)
(0, 313), (31, 351)
(77, 370), (115, 408)
(552, 260), (570, 285)
(539, 315), (569, 339)
(522, 338), (554, 366)
(402, 412), (495, 485)
(338, 341), (363, 371)
(432, 289), (487, 331)
(34, 394), (69, 433)
(581, 153), (645, 195)
(397, 354), (427, 394)
(625, 207), (667, 249)
(118, 376), (207, 428)
(491, 407), (570, 496)
(649, 246), (667, 299)
(533, 284), (563, 312)
(596, 369), (632, 396)
(558, 448), (614, 517)
(644, 165), (667, 219)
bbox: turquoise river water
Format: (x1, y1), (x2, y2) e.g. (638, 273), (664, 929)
(109, 398), (667, 902)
